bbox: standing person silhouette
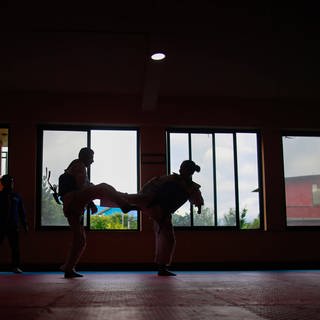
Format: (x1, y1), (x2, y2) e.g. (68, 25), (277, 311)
(0, 174), (28, 274)
(124, 160), (204, 276)
(59, 147), (136, 278)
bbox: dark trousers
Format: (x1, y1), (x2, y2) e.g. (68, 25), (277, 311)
(0, 228), (20, 268)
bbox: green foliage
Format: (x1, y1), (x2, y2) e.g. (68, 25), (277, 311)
(223, 207), (236, 226)
(172, 212), (191, 226)
(172, 207), (214, 226)
(172, 206), (260, 229)
(243, 217), (260, 229)
(41, 175), (67, 226)
(194, 207), (215, 226)
(222, 207), (260, 229)
(90, 213), (138, 230)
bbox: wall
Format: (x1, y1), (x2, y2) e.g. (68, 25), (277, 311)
(1, 93), (320, 269)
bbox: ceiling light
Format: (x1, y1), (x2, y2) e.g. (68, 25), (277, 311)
(151, 53), (166, 61)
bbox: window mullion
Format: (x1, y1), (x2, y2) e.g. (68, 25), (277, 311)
(212, 133), (218, 226)
(233, 133), (240, 229)
(256, 133), (264, 230)
(188, 133), (194, 227)
(86, 130), (91, 229)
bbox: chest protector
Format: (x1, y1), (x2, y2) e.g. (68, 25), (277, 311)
(58, 172), (77, 197)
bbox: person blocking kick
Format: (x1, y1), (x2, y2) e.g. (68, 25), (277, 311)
(59, 147), (136, 278)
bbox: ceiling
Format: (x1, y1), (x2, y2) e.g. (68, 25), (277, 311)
(0, 2), (319, 107)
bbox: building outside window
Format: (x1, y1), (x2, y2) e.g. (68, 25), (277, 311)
(283, 134), (320, 226)
(167, 130), (262, 229)
(38, 126), (139, 230)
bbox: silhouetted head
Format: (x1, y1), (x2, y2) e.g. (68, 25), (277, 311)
(179, 160), (200, 177)
(78, 147), (94, 167)
(0, 174), (14, 190)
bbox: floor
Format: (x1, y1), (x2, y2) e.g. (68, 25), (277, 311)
(1, 270), (320, 319)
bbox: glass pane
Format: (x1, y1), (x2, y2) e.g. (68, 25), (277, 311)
(169, 133), (191, 226)
(237, 133), (260, 229)
(283, 136), (320, 226)
(41, 130), (87, 226)
(90, 130), (138, 230)
(216, 133), (236, 226)
(191, 133), (215, 226)
(0, 128), (9, 178)
(169, 133), (189, 174)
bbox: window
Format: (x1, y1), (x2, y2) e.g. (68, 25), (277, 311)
(282, 134), (320, 227)
(312, 184), (320, 206)
(38, 127), (139, 230)
(0, 127), (9, 177)
(167, 130), (262, 229)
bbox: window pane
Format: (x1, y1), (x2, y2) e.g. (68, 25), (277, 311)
(90, 130), (138, 230)
(41, 130), (87, 226)
(216, 133), (236, 226)
(169, 133), (191, 226)
(169, 133), (189, 174)
(191, 133), (215, 226)
(0, 128), (9, 177)
(283, 136), (320, 226)
(237, 133), (260, 229)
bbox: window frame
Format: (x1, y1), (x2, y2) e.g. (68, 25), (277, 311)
(282, 131), (320, 230)
(166, 128), (264, 231)
(36, 125), (140, 231)
(0, 125), (9, 177)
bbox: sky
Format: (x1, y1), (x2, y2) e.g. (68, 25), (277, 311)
(282, 136), (320, 177)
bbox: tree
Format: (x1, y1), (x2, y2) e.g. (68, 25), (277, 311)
(222, 207), (260, 229)
(172, 207), (215, 226)
(90, 213), (138, 230)
(41, 175), (67, 226)
(172, 205), (260, 229)
(172, 213), (190, 226)
(193, 207), (215, 226)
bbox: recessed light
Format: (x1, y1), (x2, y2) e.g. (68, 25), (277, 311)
(151, 53), (166, 61)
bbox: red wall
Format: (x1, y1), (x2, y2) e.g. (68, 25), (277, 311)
(286, 176), (320, 218)
(1, 93), (320, 268)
